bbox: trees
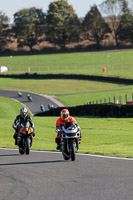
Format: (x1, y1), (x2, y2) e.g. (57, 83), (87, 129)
(45, 0), (81, 48)
(100, 0), (124, 47)
(82, 5), (111, 48)
(13, 7), (46, 51)
(116, 0), (133, 45)
(1, 0), (133, 52)
(0, 12), (10, 50)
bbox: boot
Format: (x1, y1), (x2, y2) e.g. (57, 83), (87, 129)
(15, 138), (17, 145)
(33, 132), (35, 137)
(56, 143), (61, 150)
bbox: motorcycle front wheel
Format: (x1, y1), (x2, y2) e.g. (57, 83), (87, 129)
(63, 153), (70, 160)
(70, 142), (76, 161)
(62, 143), (70, 160)
(19, 147), (24, 154)
(24, 138), (30, 155)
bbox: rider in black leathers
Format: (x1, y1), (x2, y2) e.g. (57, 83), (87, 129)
(12, 107), (35, 145)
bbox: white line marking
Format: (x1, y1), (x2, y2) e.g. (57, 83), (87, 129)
(1, 148), (133, 161)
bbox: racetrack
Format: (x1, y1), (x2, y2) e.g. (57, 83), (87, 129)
(1, 148), (133, 200)
(1, 90), (133, 200)
(0, 89), (64, 115)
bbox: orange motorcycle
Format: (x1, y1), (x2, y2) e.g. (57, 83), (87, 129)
(17, 122), (34, 155)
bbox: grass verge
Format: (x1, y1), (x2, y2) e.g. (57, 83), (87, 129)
(0, 50), (133, 78)
(1, 78), (133, 106)
(1, 97), (133, 158)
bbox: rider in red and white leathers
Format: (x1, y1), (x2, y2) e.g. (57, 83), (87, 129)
(55, 109), (82, 150)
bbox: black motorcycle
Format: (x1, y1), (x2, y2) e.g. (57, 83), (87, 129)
(40, 104), (45, 112)
(60, 122), (80, 161)
(17, 122), (34, 155)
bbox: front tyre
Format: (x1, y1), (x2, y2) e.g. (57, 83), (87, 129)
(25, 138), (30, 155)
(19, 147), (24, 154)
(63, 153), (70, 160)
(70, 142), (76, 161)
(62, 142), (70, 160)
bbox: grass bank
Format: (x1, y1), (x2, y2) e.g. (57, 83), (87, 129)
(0, 78), (133, 106)
(0, 50), (133, 78)
(1, 97), (133, 158)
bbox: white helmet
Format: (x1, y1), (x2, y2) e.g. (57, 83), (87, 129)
(20, 107), (27, 118)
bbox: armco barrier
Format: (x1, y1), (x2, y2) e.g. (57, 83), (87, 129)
(1, 73), (133, 85)
(34, 103), (133, 118)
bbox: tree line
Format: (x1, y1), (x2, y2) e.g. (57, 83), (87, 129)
(0, 0), (133, 52)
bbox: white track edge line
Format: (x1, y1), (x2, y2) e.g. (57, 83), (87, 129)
(0, 148), (133, 161)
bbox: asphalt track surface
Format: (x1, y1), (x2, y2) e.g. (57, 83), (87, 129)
(1, 90), (133, 199)
(0, 89), (64, 115)
(1, 148), (133, 200)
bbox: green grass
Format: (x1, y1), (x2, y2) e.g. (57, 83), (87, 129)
(1, 50), (133, 158)
(56, 86), (133, 106)
(1, 50), (133, 78)
(0, 78), (133, 106)
(0, 78), (129, 94)
(0, 97), (22, 148)
(0, 97), (22, 118)
(1, 97), (133, 158)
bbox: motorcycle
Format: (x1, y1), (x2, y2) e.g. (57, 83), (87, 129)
(17, 122), (34, 155)
(27, 94), (32, 102)
(48, 104), (54, 110)
(17, 91), (22, 97)
(60, 122), (80, 161)
(40, 104), (45, 112)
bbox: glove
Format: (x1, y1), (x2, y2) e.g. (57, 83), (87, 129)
(33, 132), (35, 137)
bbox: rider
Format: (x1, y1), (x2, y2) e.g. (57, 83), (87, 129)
(27, 94), (32, 101)
(40, 104), (45, 112)
(55, 108), (82, 150)
(12, 107), (35, 145)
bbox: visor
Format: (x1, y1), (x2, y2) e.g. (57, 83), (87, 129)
(21, 112), (26, 117)
(61, 114), (68, 119)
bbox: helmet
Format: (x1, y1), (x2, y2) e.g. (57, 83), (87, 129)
(61, 109), (69, 121)
(20, 107), (27, 118)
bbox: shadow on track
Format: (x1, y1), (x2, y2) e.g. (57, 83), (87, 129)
(0, 154), (20, 157)
(0, 160), (65, 166)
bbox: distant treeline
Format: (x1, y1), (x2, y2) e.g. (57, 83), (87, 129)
(0, 0), (133, 53)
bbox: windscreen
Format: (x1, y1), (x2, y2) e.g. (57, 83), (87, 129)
(64, 122), (75, 130)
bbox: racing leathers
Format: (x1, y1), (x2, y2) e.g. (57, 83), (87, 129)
(55, 116), (81, 150)
(12, 114), (35, 145)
